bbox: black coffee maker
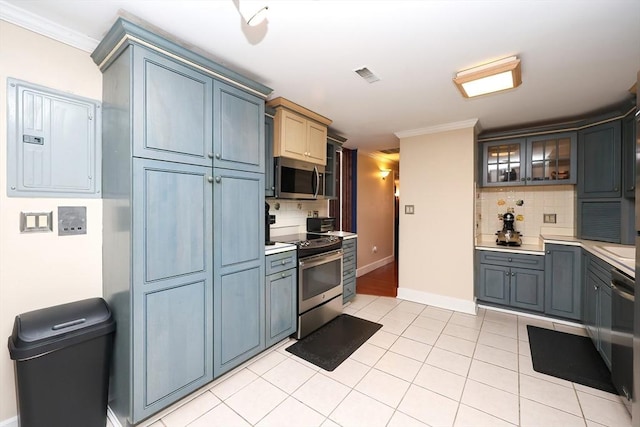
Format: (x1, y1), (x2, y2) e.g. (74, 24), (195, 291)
(265, 202), (275, 245)
(496, 212), (522, 246)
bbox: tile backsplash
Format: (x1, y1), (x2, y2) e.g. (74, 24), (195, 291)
(476, 185), (575, 242)
(267, 199), (329, 237)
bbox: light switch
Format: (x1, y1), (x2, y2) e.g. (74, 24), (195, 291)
(20, 211), (53, 233)
(543, 213), (557, 224)
(405, 205), (415, 215)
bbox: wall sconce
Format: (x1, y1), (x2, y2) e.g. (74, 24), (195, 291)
(380, 169), (391, 180)
(453, 56), (522, 98)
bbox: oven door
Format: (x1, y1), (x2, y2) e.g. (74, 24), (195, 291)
(298, 249), (343, 314)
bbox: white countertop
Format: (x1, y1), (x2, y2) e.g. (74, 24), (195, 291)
(265, 242), (296, 256)
(326, 231), (357, 239)
(475, 234), (635, 278)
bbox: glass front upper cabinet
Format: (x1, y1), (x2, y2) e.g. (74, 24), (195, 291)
(481, 132), (576, 187)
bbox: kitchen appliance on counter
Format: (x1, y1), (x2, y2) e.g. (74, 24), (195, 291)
(611, 268), (634, 414)
(273, 233), (343, 338)
(307, 217), (336, 233)
(274, 157), (325, 200)
(265, 202), (276, 245)
(496, 212), (522, 246)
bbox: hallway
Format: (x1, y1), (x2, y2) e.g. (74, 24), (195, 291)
(356, 261), (398, 297)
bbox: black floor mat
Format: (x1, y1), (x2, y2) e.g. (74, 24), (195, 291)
(286, 314), (382, 371)
(527, 325), (616, 394)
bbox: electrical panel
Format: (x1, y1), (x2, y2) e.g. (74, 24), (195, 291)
(7, 78), (101, 198)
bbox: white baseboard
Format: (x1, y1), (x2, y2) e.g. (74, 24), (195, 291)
(356, 255), (395, 277)
(397, 287), (477, 315)
(0, 416), (18, 427)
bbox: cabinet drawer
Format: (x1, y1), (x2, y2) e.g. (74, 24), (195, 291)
(343, 280), (355, 300)
(343, 239), (356, 251)
(343, 258), (356, 270)
(588, 253), (612, 284)
(478, 251), (544, 270)
(266, 250), (297, 275)
(343, 271), (356, 282)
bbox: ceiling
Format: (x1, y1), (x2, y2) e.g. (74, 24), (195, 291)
(3, 0), (639, 157)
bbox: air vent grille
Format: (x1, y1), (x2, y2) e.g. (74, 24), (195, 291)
(354, 67), (380, 83)
(379, 148), (400, 154)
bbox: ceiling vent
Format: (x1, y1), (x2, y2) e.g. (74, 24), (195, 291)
(354, 67), (380, 83)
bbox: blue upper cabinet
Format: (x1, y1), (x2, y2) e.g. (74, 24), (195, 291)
(132, 47), (213, 166)
(214, 81), (265, 173)
(578, 120), (621, 198)
(480, 132), (576, 187)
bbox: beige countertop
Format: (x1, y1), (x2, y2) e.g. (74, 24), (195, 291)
(476, 234), (635, 278)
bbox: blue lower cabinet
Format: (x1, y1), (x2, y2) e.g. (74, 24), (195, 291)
(343, 238), (357, 303)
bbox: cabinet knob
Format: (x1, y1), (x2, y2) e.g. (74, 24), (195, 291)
(508, 258), (512, 262)
(594, 284), (598, 290)
(526, 177), (531, 181)
(506, 272), (509, 276)
(281, 273), (286, 278)
(614, 187), (619, 192)
(631, 186), (635, 191)
(215, 176), (221, 183)
(521, 178), (526, 181)
(208, 152), (214, 159)
(546, 250), (550, 254)
(511, 272), (516, 276)
(281, 260), (286, 265)
(215, 153), (221, 160)
(207, 176), (214, 183)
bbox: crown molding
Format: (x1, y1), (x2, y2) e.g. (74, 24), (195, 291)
(0, 1), (99, 52)
(394, 118), (480, 139)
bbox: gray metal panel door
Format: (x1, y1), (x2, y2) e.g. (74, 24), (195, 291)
(133, 46), (213, 166)
(578, 121), (621, 198)
(132, 158), (213, 422)
(266, 269), (296, 347)
(478, 264), (510, 305)
(544, 244), (582, 320)
(213, 80), (264, 172)
(510, 267), (544, 312)
(265, 114), (275, 196)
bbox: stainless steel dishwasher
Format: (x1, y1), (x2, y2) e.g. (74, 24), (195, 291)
(610, 269), (634, 414)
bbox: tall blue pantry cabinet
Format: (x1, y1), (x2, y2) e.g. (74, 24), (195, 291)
(92, 19), (271, 426)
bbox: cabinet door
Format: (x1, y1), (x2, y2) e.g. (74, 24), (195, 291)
(343, 238), (357, 303)
(526, 132), (576, 185)
(325, 141), (339, 199)
(279, 109), (307, 161)
(578, 121), (621, 198)
(131, 158), (213, 422)
(599, 283), (613, 369)
(478, 264), (510, 305)
(481, 139), (525, 186)
(584, 271), (600, 344)
(213, 168), (265, 376)
(265, 114), (275, 196)
(622, 114), (636, 199)
(544, 244), (582, 320)
(266, 269), (297, 347)
(133, 47), (213, 166)
(213, 81), (264, 173)
(577, 200), (621, 243)
(307, 120), (328, 164)
(510, 267), (544, 312)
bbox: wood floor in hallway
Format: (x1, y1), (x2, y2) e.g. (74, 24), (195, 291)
(356, 260), (398, 297)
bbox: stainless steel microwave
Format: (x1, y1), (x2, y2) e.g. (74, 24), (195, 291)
(274, 157), (325, 199)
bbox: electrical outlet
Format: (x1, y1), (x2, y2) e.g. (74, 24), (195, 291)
(308, 211), (313, 217)
(372, 246), (378, 253)
(58, 206), (87, 236)
(405, 205), (415, 214)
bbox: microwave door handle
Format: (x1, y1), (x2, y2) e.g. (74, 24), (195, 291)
(313, 166), (319, 198)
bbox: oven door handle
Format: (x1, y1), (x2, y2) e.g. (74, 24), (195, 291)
(299, 249), (343, 268)
(610, 282), (635, 302)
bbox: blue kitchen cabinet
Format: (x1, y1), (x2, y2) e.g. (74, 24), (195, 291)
(214, 81), (265, 173)
(578, 121), (621, 198)
(95, 18), (271, 426)
(622, 113), (636, 199)
(342, 238), (357, 303)
(213, 168), (266, 377)
(584, 252), (613, 369)
(132, 46), (213, 166)
(476, 250), (544, 312)
(544, 244), (582, 321)
(265, 249), (297, 347)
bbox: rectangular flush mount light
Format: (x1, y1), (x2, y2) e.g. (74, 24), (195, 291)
(453, 56), (522, 98)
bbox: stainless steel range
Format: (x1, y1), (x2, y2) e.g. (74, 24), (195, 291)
(274, 233), (343, 339)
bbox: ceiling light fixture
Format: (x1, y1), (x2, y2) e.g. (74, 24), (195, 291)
(237, 1), (269, 27)
(453, 56), (522, 98)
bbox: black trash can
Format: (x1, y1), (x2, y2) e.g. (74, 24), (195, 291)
(8, 297), (115, 427)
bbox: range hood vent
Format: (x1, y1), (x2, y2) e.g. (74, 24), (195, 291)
(354, 67), (380, 83)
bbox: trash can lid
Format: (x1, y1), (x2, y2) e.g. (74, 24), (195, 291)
(8, 297), (115, 360)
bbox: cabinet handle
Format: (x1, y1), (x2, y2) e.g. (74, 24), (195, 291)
(207, 152), (214, 159)
(526, 177), (531, 181)
(207, 176), (214, 183)
(215, 153), (221, 160)
(631, 186), (635, 191)
(521, 178), (526, 181)
(215, 176), (221, 183)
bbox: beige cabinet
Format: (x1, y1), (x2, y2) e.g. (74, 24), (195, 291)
(268, 97), (331, 165)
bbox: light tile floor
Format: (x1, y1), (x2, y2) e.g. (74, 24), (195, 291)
(109, 294), (632, 427)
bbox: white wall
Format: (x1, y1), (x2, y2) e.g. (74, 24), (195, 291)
(0, 21), (103, 423)
(397, 123), (477, 314)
